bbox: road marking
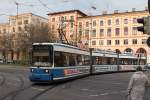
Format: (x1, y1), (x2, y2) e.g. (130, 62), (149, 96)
(99, 90), (126, 96)
(90, 94), (99, 97)
(31, 87), (45, 91)
(81, 88), (94, 92)
(113, 83), (122, 85)
(100, 93), (109, 95)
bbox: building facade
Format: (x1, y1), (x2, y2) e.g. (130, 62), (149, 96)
(48, 10), (87, 44)
(48, 9), (150, 63)
(0, 13), (48, 63)
(0, 23), (10, 61)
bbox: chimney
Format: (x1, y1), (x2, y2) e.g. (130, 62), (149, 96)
(132, 8), (136, 12)
(114, 10), (119, 14)
(102, 11), (107, 15)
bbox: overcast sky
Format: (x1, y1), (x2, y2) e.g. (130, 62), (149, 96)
(0, 0), (148, 23)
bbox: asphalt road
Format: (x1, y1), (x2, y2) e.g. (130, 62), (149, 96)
(0, 65), (150, 100)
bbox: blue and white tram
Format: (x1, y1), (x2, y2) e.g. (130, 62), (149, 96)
(29, 43), (91, 82)
(29, 43), (146, 83)
(92, 49), (146, 73)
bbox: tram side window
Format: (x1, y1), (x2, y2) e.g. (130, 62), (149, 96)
(77, 55), (83, 65)
(54, 52), (67, 67)
(83, 55), (90, 65)
(69, 54), (75, 66)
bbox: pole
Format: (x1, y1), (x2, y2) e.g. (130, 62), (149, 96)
(148, 0), (150, 13)
(117, 53), (119, 71)
(89, 48), (93, 75)
(116, 49), (120, 71)
(89, 13), (92, 49)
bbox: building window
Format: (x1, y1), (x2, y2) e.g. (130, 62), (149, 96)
(93, 20), (96, 27)
(142, 39), (146, 44)
(115, 19), (119, 25)
(108, 19), (111, 25)
(11, 19), (16, 25)
(52, 25), (55, 30)
(70, 16), (74, 21)
(3, 29), (6, 33)
(18, 21), (22, 25)
(107, 28), (111, 37)
(24, 20), (28, 24)
(100, 20), (104, 26)
(79, 29), (82, 36)
(132, 39), (137, 44)
(86, 21), (89, 27)
(115, 40), (120, 45)
(92, 40), (96, 45)
(18, 27), (22, 31)
(52, 18), (55, 22)
(92, 29), (96, 37)
(85, 29), (89, 38)
(99, 40), (104, 45)
(124, 27), (128, 35)
(124, 39), (128, 45)
(100, 29), (104, 37)
(132, 27), (137, 35)
(79, 22), (82, 28)
(70, 22), (74, 28)
(115, 28), (120, 36)
(107, 40), (111, 45)
(124, 19), (128, 24)
(133, 18), (137, 24)
(12, 27), (15, 32)
(61, 16), (64, 21)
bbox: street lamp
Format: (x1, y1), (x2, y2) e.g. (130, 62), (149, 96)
(116, 49), (121, 71)
(89, 6), (96, 49)
(88, 6), (96, 74)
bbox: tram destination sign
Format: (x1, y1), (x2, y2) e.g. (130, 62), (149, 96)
(33, 45), (51, 51)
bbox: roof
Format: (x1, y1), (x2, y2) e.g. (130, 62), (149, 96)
(78, 10), (149, 19)
(47, 10), (87, 16)
(9, 13), (48, 20)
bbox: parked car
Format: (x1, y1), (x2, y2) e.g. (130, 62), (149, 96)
(0, 59), (3, 63)
(144, 63), (150, 69)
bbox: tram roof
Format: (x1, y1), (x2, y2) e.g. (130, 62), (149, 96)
(33, 42), (88, 50)
(33, 43), (146, 59)
(33, 42), (90, 55)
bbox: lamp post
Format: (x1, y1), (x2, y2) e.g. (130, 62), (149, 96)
(89, 48), (94, 75)
(89, 6), (96, 74)
(116, 49), (120, 71)
(89, 6), (96, 49)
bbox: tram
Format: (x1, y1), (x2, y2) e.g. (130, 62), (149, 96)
(29, 43), (146, 83)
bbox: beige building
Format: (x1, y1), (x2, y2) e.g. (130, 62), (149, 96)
(0, 13), (47, 63)
(48, 9), (150, 62)
(48, 10), (87, 44)
(0, 23), (10, 60)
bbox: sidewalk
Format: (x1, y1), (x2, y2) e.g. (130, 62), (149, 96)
(0, 64), (29, 70)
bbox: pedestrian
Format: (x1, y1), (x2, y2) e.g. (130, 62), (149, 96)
(127, 66), (150, 100)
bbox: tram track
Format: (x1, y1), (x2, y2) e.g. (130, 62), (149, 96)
(29, 85), (57, 100)
(0, 71), (59, 100)
(0, 73), (6, 86)
(0, 74), (32, 100)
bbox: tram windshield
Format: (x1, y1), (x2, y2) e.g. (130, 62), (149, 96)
(32, 45), (53, 67)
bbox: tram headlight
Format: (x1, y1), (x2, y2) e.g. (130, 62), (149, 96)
(31, 69), (34, 72)
(45, 69), (49, 73)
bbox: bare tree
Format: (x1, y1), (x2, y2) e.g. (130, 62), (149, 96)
(15, 22), (56, 64)
(1, 33), (13, 62)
